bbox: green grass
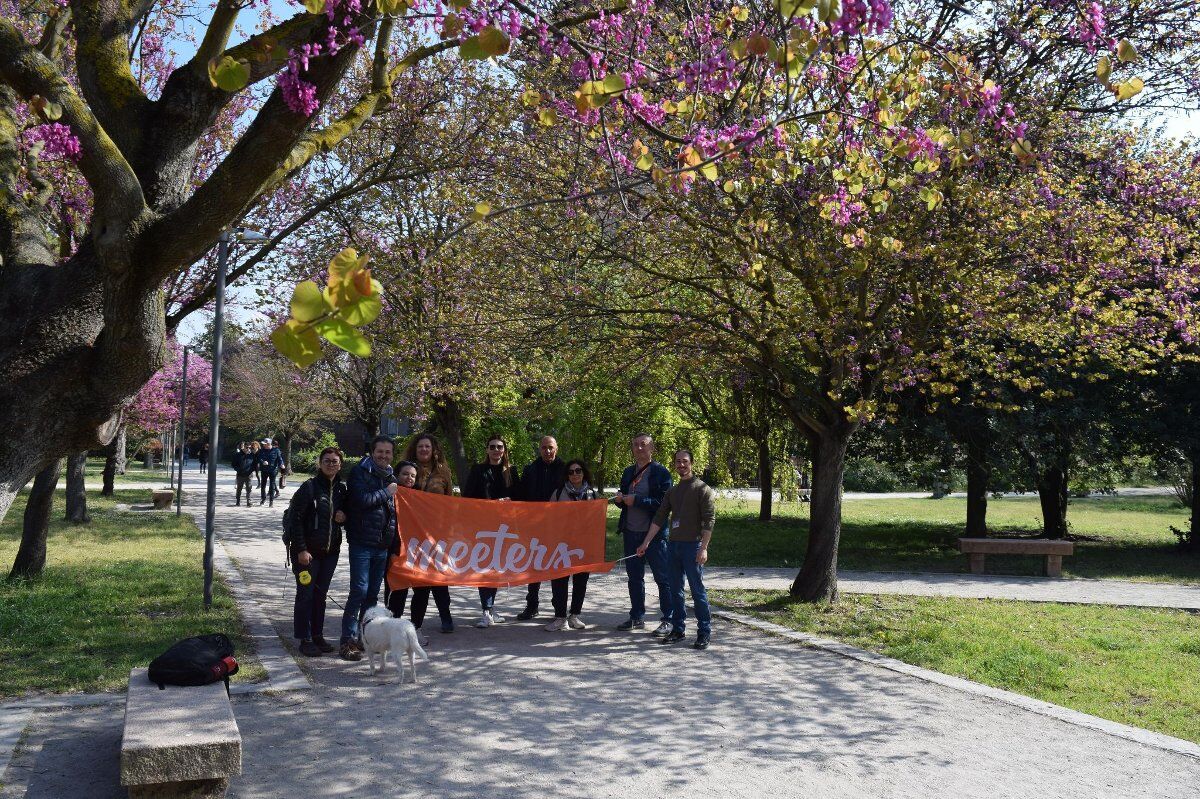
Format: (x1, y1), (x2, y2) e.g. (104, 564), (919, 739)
(82, 457), (176, 486)
(0, 489), (265, 696)
(713, 589), (1200, 744)
(602, 495), (1199, 583)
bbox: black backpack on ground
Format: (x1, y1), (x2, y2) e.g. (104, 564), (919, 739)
(147, 633), (238, 690)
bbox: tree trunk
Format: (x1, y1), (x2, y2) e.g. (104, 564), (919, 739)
(65, 452), (90, 523)
(101, 455), (116, 496)
(1037, 465), (1069, 539)
(114, 423), (127, 475)
(283, 434), (293, 473)
(790, 424), (854, 602)
(1188, 450), (1200, 552)
(8, 459), (64, 581)
(757, 436), (773, 522)
(433, 398), (469, 486)
(965, 434), (990, 537)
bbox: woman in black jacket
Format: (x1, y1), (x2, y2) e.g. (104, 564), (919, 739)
(462, 435), (518, 628)
(289, 447), (349, 657)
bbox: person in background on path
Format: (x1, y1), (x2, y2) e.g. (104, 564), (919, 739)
(256, 438), (284, 506)
(382, 461), (430, 647)
(388, 434), (456, 633)
(232, 442), (256, 506)
(340, 435), (399, 661)
(289, 447), (348, 657)
(637, 449), (716, 650)
(462, 435), (518, 628)
(614, 433), (673, 636)
(515, 435), (567, 621)
(545, 459), (598, 632)
(198, 443), (209, 474)
(250, 440), (262, 490)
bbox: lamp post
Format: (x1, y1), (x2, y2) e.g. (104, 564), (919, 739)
(204, 226), (269, 609)
(175, 346), (189, 516)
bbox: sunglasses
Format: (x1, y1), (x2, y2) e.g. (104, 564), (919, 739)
(567, 467), (583, 474)
(487, 443), (505, 450)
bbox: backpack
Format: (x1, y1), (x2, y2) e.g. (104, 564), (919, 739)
(282, 478), (317, 566)
(147, 633), (238, 690)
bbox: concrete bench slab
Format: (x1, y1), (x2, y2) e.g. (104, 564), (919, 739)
(958, 538), (1075, 578)
(121, 667), (241, 798)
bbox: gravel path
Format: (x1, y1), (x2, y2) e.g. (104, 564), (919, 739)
(4, 466), (1197, 798)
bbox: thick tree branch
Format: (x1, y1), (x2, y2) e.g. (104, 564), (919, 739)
(37, 7), (72, 59)
(70, 0), (151, 158)
(195, 0), (243, 66)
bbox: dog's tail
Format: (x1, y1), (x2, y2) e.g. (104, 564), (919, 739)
(412, 633), (430, 662)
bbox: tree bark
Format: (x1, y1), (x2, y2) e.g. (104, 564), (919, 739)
(757, 436), (773, 522)
(8, 459), (63, 581)
(433, 398), (469, 486)
(965, 434), (990, 537)
(282, 434), (293, 473)
(114, 422), (126, 474)
(1188, 450), (1200, 552)
(65, 451), (90, 523)
(1037, 465), (1069, 539)
(790, 424), (853, 602)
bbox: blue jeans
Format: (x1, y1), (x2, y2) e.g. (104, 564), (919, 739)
(667, 540), (711, 636)
(623, 530), (670, 622)
(340, 544), (388, 642)
(293, 549), (339, 640)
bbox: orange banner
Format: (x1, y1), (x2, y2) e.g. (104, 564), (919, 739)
(386, 490), (614, 590)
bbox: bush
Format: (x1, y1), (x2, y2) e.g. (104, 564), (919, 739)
(292, 431), (340, 475)
(842, 458), (900, 492)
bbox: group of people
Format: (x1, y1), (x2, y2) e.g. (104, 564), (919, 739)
(282, 431), (717, 662)
(231, 439), (286, 507)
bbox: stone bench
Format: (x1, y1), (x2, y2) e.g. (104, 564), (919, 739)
(958, 537), (1075, 578)
(121, 668), (242, 798)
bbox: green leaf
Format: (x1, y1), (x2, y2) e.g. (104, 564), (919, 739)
(538, 107), (558, 127)
(207, 56), (250, 92)
(29, 95), (62, 121)
(1114, 77), (1145, 101)
(271, 321), (322, 368)
(1095, 55), (1112, 84)
(470, 201), (492, 221)
(316, 318), (372, 357)
(1116, 39), (1138, 63)
(290, 280), (328, 323)
(478, 26), (511, 57)
(699, 161), (718, 181)
(459, 36), (488, 60)
(302, 0), (326, 12)
(341, 280), (383, 326)
(602, 73), (627, 95)
(776, 0), (817, 18)
(447, 0), (470, 8)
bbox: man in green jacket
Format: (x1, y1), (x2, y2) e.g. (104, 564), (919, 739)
(636, 449), (716, 650)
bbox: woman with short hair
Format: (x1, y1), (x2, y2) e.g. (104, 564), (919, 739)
(462, 435), (518, 628)
(288, 447), (348, 657)
(545, 459), (598, 631)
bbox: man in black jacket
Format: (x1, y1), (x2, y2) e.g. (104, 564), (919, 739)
(338, 435), (399, 661)
(515, 436), (566, 620)
(256, 438), (285, 506)
(231, 443), (256, 506)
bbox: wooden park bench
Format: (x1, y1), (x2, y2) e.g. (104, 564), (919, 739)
(957, 537), (1075, 578)
(121, 667), (242, 798)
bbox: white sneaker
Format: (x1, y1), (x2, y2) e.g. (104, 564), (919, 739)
(490, 610), (506, 624)
(567, 614), (587, 630)
(475, 611), (492, 629)
(651, 621), (672, 637)
(544, 617), (567, 631)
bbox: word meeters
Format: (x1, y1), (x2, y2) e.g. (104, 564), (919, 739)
(405, 526), (585, 576)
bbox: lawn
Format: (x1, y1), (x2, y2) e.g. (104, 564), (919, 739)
(712, 589), (1200, 744)
(605, 494), (1200, 583)
(0, 489), (265, 696)
(82, 456), (178, 486)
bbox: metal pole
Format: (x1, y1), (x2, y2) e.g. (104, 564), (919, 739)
(176, 347), (189, 516)
(203, 234), (230, 610)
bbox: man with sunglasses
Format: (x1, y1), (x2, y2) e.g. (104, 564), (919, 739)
(514, 435), (567, 620)
(613, 433), (673, 635)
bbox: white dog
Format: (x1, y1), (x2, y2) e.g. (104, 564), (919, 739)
(360, 605), (429, 682)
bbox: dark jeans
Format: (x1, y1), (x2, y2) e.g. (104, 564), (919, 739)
(199, 460), (207, 473)
(235, 473), (252, 503)
(478, 587), (497, 610)
(293, 549), (339, 640)
(623, 530), (670, 622)
(523, 582), (541, 610)
(667, 540), (711, 636)
(551, 572), (589, 617)
(340, 544), (388, 642)
(388, 586), (452, 627)
(260, 471), (278, 503)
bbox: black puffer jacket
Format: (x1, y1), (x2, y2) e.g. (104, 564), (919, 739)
(345, 456), (397, 549)
(520, 457), (566, 502)
(462, 463), (519, 500)
(288, 473), (348, 558)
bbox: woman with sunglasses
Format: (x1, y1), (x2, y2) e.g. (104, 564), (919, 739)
(544, 459), (599, 631)
(387, 434), (456, 633)
(462, 435), (518, 628)
(288, 447), (348, 657)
